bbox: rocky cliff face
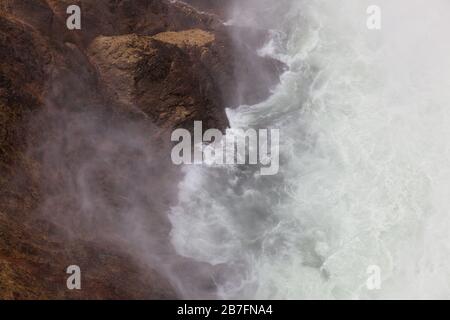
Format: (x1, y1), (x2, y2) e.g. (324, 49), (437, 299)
(88, 31), (228, 131)
(0, 0), (283, 299)
(183, 0), (235, 19)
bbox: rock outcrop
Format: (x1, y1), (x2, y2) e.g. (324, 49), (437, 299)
(0, 0), (284, 299)
(88, 32), (228, 131)
(183, 0), (235, 19)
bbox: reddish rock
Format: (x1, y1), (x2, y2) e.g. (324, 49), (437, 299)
(183, 0), (235, 19)
(88, 32), (228, 131)
(0, 0), (284, 299)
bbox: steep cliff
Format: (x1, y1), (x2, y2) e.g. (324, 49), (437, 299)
(0, 0), (283, 299)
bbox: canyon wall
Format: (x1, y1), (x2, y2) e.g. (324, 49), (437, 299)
(0, 0), (283, 299)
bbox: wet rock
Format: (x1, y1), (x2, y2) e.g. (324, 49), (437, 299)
(88, 32), (228, 131)
(0, 0), (284, 299)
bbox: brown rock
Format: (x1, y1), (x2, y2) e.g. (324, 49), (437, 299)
(0, 0), (285, 299)
(183, 0), (235, 19)
(88, 33), (228, 131)
(153, 29), (215, 48)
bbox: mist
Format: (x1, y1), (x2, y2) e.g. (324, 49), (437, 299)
(23, 0), (450, 300)
(169, 0), (450, 299)
(27, 64), (225, 298)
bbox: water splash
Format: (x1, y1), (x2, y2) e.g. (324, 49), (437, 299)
(170, 0), (450, 299)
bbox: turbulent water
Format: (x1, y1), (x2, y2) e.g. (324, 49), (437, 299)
(169, 0), (450, 299)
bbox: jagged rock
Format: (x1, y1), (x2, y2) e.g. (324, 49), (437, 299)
(0, 7), (177, 299)
(152, 29), (215, 47)
(0, 0), (284, 299)
(44, 0), (222, 45)
(88, 32), (228, 131)
(183, 0), (235, 19)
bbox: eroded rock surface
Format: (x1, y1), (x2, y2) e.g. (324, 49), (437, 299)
(0, 0), (284, 299)
(88, 32), (228, 131)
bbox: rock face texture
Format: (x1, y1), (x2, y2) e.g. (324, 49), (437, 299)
(88, 32), (228, 131)
(0, 0), (284, 299)
(183, 0), (235, 19)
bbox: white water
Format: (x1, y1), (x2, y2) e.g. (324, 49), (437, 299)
(169, 0), (450, 299)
